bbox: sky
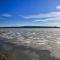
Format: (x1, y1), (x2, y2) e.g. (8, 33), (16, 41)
(0, 0), (60, 27)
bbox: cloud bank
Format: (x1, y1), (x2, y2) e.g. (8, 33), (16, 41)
(2, 13), (12, 17)
(56, 5), (60, 10)
(22, 11), (60, 22)
(23, 12), (60, 19)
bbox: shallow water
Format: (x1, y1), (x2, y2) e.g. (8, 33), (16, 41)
(0, 28), (60, 60)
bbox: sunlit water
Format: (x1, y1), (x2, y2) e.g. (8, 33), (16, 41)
(0, 28), (60, 60)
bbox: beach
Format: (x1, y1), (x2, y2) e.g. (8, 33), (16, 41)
(0, 28), (60, 60)
(0, 37), (59, 60)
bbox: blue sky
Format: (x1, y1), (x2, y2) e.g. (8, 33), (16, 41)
(0, 0), (60, 26)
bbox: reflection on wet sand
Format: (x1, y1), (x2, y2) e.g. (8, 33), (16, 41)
(0, 37), (59, 60)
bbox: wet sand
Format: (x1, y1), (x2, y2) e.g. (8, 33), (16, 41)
(0, 37), (59, 60)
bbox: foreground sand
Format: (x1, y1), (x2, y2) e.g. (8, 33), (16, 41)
(0, 37), (59, 60)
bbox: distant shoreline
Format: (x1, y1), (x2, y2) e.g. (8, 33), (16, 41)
(0, 26), (60, 28)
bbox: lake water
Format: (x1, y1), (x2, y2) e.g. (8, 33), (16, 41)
(0, 28), (60, 60)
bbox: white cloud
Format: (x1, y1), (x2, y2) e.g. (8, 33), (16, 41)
(32, 17), (60, 22)
(2, 14), (12, 17)
(32, 20), (47, 22)
(22, 11), (60, 23)
(56, 5), (60, 10)
(33, 17), (60, 22)
(22, 12), (60, 20)
(44, 17), (60, 21)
